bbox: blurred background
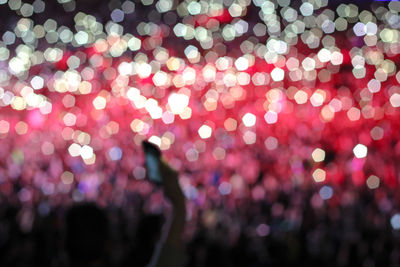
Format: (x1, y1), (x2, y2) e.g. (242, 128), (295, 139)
(1, 0), (400, 266)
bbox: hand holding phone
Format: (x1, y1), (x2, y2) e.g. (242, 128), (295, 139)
(142, 141), (163, 183)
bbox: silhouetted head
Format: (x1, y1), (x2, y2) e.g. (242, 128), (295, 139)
(65, 203), (109, 266)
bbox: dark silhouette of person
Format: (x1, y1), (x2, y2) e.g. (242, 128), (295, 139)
(65, 160), (186, 267)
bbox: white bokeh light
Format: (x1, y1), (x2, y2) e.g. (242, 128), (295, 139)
(198, 125), (212, 139)
(242, 113), (256, 127)
(353, 144), (368, 158)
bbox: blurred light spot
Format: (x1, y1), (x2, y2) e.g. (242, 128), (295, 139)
(198, 125), (212, 139)
(300, 2), (313, 16)
(256, 224), (270, 237)
(313, 168), (326, 182)
(80, 145), (94, 160)
(133, 166), (146, 180)
(93, 96), (107, 110)
(265, 136), (278, 150)
(15, 121), (28, 135)
(109, 147), (122, 161)
(243, 131), (256, 144)
(218, 181), (232, 195)
(370, 126), (384, 140)
(63, 113), (76, 126)
(353, 144), (367, 158)
(224, 118), (237, 131)
(390, 93), (400, 107)
(294, 90), (308, 104)
(319, 186), (333, 200)
(271, 67), (284, 81)
(111, 9), (124, 22)
(41, 141), (54, 155)
(235, 57), (249, 71)
(312, 148), (325, 162)
(168, 93), (189, 114)
(213, 147), (226, 160)
(148, 136), (161, 147)
(366, 175), (380, 189)
(31, 76), (44, 89)
(347, 107), (361, 121)
(61, 171), (74, 185)
(264, 111), (278, 124)
(391, 214), (400, 230)
(0, 120), (10, 134)
(242, 113), (256, 127)
(68, 143), (81, 157)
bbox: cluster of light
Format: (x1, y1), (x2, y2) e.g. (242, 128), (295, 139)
(0, 0), (398, 207)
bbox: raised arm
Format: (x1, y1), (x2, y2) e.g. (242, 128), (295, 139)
(151, 159), (186, 267)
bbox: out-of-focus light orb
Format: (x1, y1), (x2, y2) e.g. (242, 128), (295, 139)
(391, 214), (400, 230)
(370, 126), (384, 140)
(310, 91), (325, 107)
(300, 2), (313, 16)
(126, 87), (140, 101)
(185, 148), (198, 162)
(367, 79), (381, 93)
(182, 67), (196, 84)
(111, 9), (124, 22)
(235, 57), (249, 71)
(168, 93), (189, 114)
(198, 125), (212, 139)
(294, 90), (308, 104)
(218, 181), (232, 195)
(264, 136), (278, 150)
(271, 67), (284, 81)
(224, 118), (237, 131)
(0, 120), (10, 134)
(302, 57), (316, 71)
(347, 107), (361, 121)
(179, 107), (192, 120)
(353, 144), (368, 158)
(312, 148), (325, 162)
(213, 147), (226, 160)
(109, 147), (122, 161)
(137, 62), (152, 78)
(12, 96), (26, 110)
(162, 111), (175, 124)
(187, 1), (201, 15)
(264, 111), (277, 124)
(318, 48), (331, 62)
(31, 76), (44, 89)
(148, 136), (162, 147)
(242, 113), (256, 127)
(331, 51), (343, 65)
(118, 62), (134, 76)
(390, 93), (400, 107)
(63, 113), (76, 126)
(366, 175), (380, 189)
(202, 65), (216, 82)
(256, 224), (270, 237)
(41, 141), (54, 155)
(15, 121), (28, 135)
(80, 145), (94, 160)
(133, 166), (146, 180)
(153, 71), (168, 86)
(61, 171), (74, 185)
(229, 3), (243, 17)
(313, 168), (326, 182)
(243, 131), (256, 145)
(68, 143), (81, 157)
(353, 22), (366, 36)
(319, 186), (333, 200)
(93, 96), (107, 110)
